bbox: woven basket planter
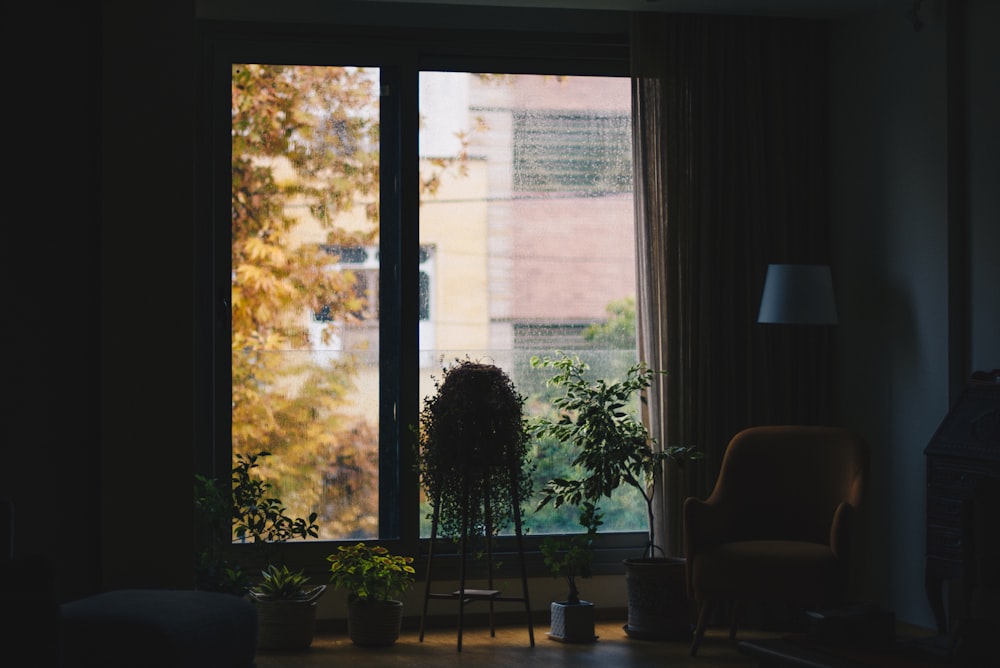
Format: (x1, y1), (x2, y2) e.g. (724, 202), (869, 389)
(255, 595), (323, 650)
(623, 557), (692, 641)
(347, 599), (404, 646)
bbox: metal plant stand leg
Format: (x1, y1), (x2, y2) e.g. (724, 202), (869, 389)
(510, 474), (534, 647)
(418, 498), (442, 643)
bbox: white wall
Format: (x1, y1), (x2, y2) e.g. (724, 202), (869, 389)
(830, 0), (999, 629)
(967, 0), (1000, 373)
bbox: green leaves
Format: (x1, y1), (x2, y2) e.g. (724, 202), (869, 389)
(194, 450), (321, 595)
(326, 543), (416, 603)
(415, 359), (534, 542)
(529, 352), (700, 558)
(530, 353), (663, 509)
(252, 564), (312, 600)
(231, 451), (321, 545)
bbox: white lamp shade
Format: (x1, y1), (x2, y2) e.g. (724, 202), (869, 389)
(757, 264), (838, 325)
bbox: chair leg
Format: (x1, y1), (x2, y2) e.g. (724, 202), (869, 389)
(690, 599), (714, 656)
(728, 600), (740, 640)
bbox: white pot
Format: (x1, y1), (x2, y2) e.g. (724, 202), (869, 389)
(548, 600), (596, 643)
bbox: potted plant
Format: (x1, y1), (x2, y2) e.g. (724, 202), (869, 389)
(415, 359), (534, 545)
(414, 358), (536, 646)
(326, 542), (416, 646)
(539, 501), (602, 643)
(194, 450), (324, 650)
(530, 352), (701, 641)
(247, 564), (327, 650)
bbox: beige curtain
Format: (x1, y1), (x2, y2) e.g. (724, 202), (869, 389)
(631, 13), (832, 557)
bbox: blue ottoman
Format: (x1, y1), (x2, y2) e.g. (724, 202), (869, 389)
(60, 589), (258, 668)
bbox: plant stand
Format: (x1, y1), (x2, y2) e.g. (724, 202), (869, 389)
(623, 557), (693, 641)
(419, 474), (535, 651)
(416, 360), (535, 652)
(547, 600), (597, 643)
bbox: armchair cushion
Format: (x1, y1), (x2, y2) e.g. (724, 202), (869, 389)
(688, 539), (840, 603)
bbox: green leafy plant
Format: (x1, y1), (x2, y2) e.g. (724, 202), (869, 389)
(194, 450), (321, 595)
(531, 352), (700, 559)
(539, 501), (603, 604)
(248, 563), (326, 602)
(195, 468), (250, 595)
(231, 451), (320, 546)
(326, 543), (416, 604)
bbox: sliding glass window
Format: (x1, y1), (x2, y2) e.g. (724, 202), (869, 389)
(206, 24), (639, 568)
(417, 71), (640, 536)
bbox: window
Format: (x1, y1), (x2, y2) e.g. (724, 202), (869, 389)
(205, 20), (638, 571)
(513, 109), (632, 193)
(417, 71), (641, 536)
(229, 64), (383, 541)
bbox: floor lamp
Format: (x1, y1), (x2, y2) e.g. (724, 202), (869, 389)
(758, 264), (838, 326)
(757, 264), (838, 423)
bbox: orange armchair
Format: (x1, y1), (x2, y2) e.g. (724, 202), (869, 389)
(684, 425), (868, 656)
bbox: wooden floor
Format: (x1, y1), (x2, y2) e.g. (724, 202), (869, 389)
(253, 620), (786, 668)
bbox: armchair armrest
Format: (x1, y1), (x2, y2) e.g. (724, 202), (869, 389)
(829, 501), (854, 559)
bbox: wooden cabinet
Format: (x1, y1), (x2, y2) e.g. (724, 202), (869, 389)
(923, 372), (1000, 633)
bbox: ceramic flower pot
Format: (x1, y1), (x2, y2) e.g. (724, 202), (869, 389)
(548, 600), (596, 643)
(347, 599), (405, 646)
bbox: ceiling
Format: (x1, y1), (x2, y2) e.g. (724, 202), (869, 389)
(345, 0), (915, 19)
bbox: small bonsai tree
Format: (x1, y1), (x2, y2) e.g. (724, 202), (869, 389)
(531, 352), (700, 559)
(539, 501), (603, 605)
(194, 450), (320, 596)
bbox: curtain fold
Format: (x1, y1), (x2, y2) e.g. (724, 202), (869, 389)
(631, 13), (832, 557)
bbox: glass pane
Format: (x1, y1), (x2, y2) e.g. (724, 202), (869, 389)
(418, 72), (639, 537)
(231, 64), (380, 540)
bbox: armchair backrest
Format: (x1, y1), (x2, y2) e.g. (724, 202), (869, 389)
(707, 425), (868, 545)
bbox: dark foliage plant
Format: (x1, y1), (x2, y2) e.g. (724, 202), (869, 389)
(194, 450), (320, 595)
(416, 359), (534, 542)
(230, 451), (320, 546)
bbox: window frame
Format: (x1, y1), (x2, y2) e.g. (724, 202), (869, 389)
(196, 14), (640, 580)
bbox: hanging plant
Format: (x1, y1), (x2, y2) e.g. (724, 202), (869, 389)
(416, 358), (534, 541)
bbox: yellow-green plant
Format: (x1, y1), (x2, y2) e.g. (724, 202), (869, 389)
(326, 543), (416, 604)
